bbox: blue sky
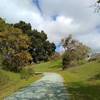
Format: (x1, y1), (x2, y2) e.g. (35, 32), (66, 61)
(0, 0), (100, 52)
(32, 0), (42, 14)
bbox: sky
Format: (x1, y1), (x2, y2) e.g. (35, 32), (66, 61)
(0, 0), (100, 52)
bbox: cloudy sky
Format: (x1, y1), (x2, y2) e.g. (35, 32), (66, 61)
(0, 0), (100, 52)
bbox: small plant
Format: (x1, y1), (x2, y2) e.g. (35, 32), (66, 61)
(0, 71), (10, 85)
(20, 68), (34, 80)
(78, 60), (87, 65)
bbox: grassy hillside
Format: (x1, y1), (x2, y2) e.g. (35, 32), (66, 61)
(0, 59), (100, 100)
(33, 60), (62, 72)
(0, 69), (41, 99)
(33, 60), (100, 100)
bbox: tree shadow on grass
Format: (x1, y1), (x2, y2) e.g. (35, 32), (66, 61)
(66, 82), (100, 100)
(89, 74), (100, 80)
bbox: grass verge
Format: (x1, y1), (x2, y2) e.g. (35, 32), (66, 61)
(0, 69), (41, 100)
(33, 60), (100, 100)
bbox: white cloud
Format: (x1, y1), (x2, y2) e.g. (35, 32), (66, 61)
(37, 16), (80, 42)
(0, 0), (42, 25)
(0, 0), (100, 51)
(41, 0), (100, 32)
(76, 31), (100, 50)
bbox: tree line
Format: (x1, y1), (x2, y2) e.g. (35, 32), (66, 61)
(0, 17), (91, 72)
(0, 18), (56, 72)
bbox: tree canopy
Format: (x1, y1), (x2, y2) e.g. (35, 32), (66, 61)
(0, 18), (56, 72)
(13, 21), (56, 63)
(62, 35), (90, 70)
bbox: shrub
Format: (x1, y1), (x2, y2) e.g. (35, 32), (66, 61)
(89, 56), (100, 63)
(78, 60), (87, 65)
(20, 68), (34, 80)
(61, 35), (90, 70)
(50, 52), (61, 61)
(2, 51), (32, 72)
(0, 70), (10, 85)
(62, 52), (71, 69)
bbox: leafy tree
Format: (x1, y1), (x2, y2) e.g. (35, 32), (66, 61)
(29, 33), (56, 63)
(1, 30), (32, 72)
(3, 51), (32, 72)
(0, 18), (32, 72)
(14, 21), (32, 33)
(62, 35), (90, 70)
(0, 18), (56, 72)
(14, 22), (56, 63)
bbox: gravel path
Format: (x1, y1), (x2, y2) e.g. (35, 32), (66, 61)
(5, 73), (69, 100)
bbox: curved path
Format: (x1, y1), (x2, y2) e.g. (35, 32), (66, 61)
(5, 73), (69, 100)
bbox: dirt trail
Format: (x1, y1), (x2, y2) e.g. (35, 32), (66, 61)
(5, 73), (69, 100)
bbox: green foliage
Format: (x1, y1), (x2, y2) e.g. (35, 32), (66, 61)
(14, 21), (56, 63)
(28, 30), (56, 63)
(50, 52), (61, 60)
(0, 19), (32, 72)
(35, 59), (100, 100)
(0, 17), (56, 72)
(14, 21), (32, 33)
(0, 68), (40, 99)
(34, 59), (62, 72)
(62, 35), (90, 69)
(89, 73), (100, 80)
(77, 59), (87, 65)
(0, 70), (10, 86)
(20, 68), (34, 80)
(62, 52), (72, 68)
(3, 51), (32, 72)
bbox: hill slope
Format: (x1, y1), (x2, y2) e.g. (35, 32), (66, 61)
(0, 68), (40, 99)
(33, 60), (100, 100)
(0, 59), (100, 100)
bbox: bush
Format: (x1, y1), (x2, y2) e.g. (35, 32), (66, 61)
(2, 51), (32, 72)
(62, 51), (88, 70)
(20, 68), (34, 80)
(50, 52), (61, 61)
(62, 52), (71, 69)
(61, 35), (90, 70)
(89, 56), (100, 63)
(78, 60), (87, 65)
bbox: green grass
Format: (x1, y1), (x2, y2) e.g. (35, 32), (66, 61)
(0, 68), (41, 100)
(33, 60), (62, 72)
(33, 60), (100, 100)
(0, 59), (100, 100)
(0, 54), (41, 99)
(59, 62), (100, 100)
